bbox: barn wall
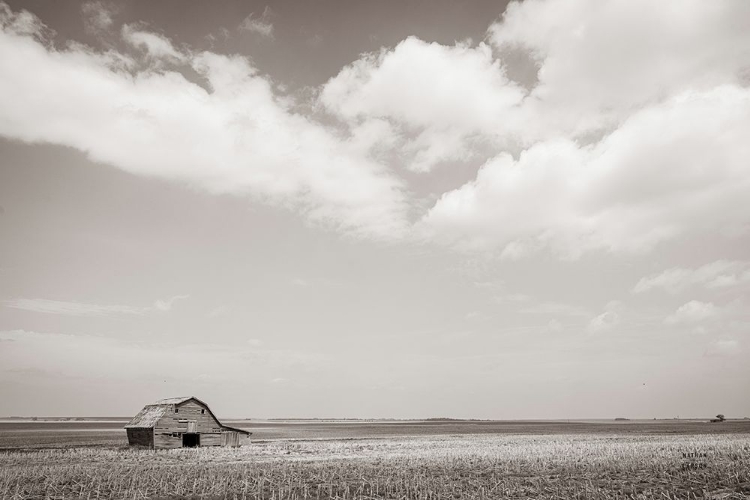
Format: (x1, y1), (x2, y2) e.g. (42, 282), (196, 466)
(221, 431), (240, 447)
(152, 432), (223, 449)
(126, 428), (153, 448)
(155, 401), (223, 434)
(201, 433), (221, 446)
(153, 400), (224, 449)
(154, 432), (183, 450)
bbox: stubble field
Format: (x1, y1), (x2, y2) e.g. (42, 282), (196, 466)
(1, 420), (749, 499)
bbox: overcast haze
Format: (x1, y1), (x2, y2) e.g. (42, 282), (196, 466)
(0, 0), (749, 419)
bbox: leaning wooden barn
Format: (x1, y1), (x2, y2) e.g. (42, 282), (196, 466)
(125, 397), (251, 449)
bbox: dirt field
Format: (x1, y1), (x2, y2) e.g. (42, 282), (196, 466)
(1, 420), (749, 499)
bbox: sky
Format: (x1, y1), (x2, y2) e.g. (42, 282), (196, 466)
(0, 0), (749, 420)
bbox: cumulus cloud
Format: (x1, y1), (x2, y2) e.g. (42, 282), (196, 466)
(3, 0), (750, 257)
(664, 300), (718, 325)
(0, 4), (409, 241)
(633, 261), (750, 294)
(489, 0), (750, 142)
(320, 37), (524, 172)
(419, 86), (750, 257)
(320, 0), (750, 257)
(323, 0), (750, 149)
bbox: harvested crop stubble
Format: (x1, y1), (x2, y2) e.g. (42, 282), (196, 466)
(1, 434), (749, 499)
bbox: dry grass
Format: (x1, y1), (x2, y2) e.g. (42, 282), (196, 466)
(1, 434), (749, 499)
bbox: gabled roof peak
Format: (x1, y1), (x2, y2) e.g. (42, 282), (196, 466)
(151, 396), (196, 406)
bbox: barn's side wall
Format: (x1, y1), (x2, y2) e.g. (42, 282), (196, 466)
(154, 400), (224, 449)
(126, 428), (153, 448)
(221, 431), (241, 447)
(154, 433), (182, 449)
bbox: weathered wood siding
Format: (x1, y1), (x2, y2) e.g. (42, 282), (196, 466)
(154, 432), (184, 450)
(202, 433), (221, 446)
(221, 431), (240, 447)
(153, 400), (224, 449)
(126, 428), (153, 448)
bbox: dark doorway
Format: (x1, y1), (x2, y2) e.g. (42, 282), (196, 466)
(182, 433), (200, 447)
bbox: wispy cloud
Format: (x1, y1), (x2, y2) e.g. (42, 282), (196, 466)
(0, 329), (323, 384)
(586, 301), (625, 334)
(81, 1), (116, 35)
(153, 294), (189, 312)
(664, 300), (718, 325)
(464, 311), (487, 321)
(703, 339), (740, 357)
(306, 33), (323, 47)
(122, 24), (186, 62)
(3, 295), (189, 317)
(633, 260), (750, 294)
(239, 6), (273, 38)
(207, 305), (230, 318)
(2, 298), (146, 317)
(587, 311), (620, 334)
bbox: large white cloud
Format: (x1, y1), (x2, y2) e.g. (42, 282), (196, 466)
(319, 0), (750, 256)
(321, 0), (750, 167)
(320, 37), (525, 172)
(490, 0), (750, 142)
(2, 0), (749, 257)
(420, 85), (750, 256)
(0, 4), (409, 240)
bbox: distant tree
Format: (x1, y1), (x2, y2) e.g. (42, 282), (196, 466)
(716, 414), (725, 422)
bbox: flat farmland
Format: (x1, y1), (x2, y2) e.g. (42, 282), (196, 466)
(2, 418), (749, 450)
(1, 420), (749, 499)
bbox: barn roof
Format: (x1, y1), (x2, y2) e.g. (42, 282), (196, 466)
(125, 405), (168, 428)
(125, 396), (251, 435)
(222, 425), (251, 435)
(151, 396), (194, 405)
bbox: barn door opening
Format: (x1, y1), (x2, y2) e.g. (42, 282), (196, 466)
(182, 433), (200, 447)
